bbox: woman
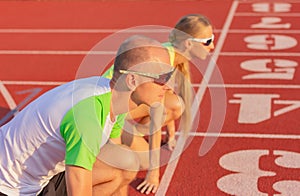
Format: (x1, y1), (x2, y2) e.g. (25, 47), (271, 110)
(162, 13), (215, 149)
(103, 14), (215, 194)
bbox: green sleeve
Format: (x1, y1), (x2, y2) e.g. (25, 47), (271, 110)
(110, 113), (126, 138)
(61, 122), (96, 171)
(60, 95), (110, 170)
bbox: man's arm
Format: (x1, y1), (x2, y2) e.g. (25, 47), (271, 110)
(65, 165), (92, 196)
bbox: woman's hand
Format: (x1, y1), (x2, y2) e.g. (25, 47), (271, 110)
(165, 120), (176, 151)
(166, 135), (176, 151)
(136, 170), (159, 194)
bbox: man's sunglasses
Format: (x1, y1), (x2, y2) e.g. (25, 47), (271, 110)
(119, 68), (175, 85)
(189, 34), (214, 46)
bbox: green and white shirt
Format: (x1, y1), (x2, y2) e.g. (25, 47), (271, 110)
(0, 76), (124, 195)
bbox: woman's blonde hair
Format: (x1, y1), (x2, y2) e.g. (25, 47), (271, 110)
(169, 14), (212, 135)
(169, 14), (211, 44)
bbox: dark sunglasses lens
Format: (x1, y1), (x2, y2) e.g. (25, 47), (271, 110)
(154, 71), (173, 85)
(204, 39), (212, 46)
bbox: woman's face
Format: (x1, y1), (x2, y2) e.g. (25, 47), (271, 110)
(188, 24), (215, 60)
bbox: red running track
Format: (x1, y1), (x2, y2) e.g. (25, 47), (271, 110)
(0, 1), (300, 195)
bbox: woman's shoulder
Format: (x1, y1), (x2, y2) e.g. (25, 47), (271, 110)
(162, 42), (175, 66)
(162, 42), (173, 48)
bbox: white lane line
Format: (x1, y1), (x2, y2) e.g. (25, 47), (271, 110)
(1, 28), (300, 34)
(1, 51), (299, 56)
(235, 12), (300, 17)
(196, 84), (300, 89)
(161, 131), (300, 140)
(0, 81), (17, 110)
(155, 1), (239, 195)
(2, 81), (300, 90)
(227, 29), (300, 34)
(238, 0), (300, 3)
(0, 28), (171, 33)
(176, 132), (300, 140)
(0, 50), (116, 55)
(2, 81), (66, 86)
(220, 52), (300, 56)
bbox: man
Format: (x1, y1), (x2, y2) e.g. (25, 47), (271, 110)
(0, 35), (174, 195)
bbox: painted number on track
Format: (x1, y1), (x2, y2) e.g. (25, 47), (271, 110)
(217, 150), (300, 195)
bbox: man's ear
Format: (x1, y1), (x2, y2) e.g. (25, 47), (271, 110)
(184, 39), (193, 50)
(126, 74), (137, 91)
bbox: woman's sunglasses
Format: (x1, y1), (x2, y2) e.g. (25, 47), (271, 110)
(189, 34), (214, 46)
(119, 68), (175, 85)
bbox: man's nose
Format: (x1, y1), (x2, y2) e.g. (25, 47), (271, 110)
(164, 77), (175, 91)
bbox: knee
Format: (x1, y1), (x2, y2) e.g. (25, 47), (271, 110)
(117, 147), (139, 184)
(168, 103), (184, 121)
(118, 145), (140, 171)
(97, 143), (140, 172)
(166, 96), (185, 121)
(121, 170), (138, 184)
(171, 106), (183, 120)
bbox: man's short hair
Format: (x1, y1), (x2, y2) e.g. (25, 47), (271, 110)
(110, 35), (169, 89)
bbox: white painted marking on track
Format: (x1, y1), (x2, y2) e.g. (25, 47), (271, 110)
(238, 0), (300, 4)
(1, 28), (300, 34)
(179, 132), (300, 140)
(197, 84), (300, 89)
(0, 28), (171, 33)
(1, 51), (299, 56)
(235, 12), (300, 17)
(0, 81), (17, 110)
(161, 131), (300, 139)
(228, 29), (300, 34)
(2, 81), (66, 86)
(155, 1), (239, 195)
(0, 50), (116, 55)
(3, 81), (300, 90)
(220, 52), (300, 56)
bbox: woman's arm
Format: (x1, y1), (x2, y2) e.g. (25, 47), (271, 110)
(137, 103), (165, 194)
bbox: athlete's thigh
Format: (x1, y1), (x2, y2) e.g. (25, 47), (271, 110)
(164, 91), (184, 113)
(95, 142), (139, 173)
(127, 134), (150, 170)
(164, 91), (185, 121)
(92, 157), (122, 186)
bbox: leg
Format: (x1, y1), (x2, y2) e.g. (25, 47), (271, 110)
(132, 92), (184, 129)
(122, 92), (185, 168)
(92, 142), (139, 195)
(121, 129), (150, 170)
(124, 91), (184, 135)
(163, 92), (185, 150)
(164, 91), (184, 123)
(122, 103), (165, 171)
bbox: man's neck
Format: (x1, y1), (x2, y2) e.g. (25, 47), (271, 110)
(110, 89), (132, 119)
